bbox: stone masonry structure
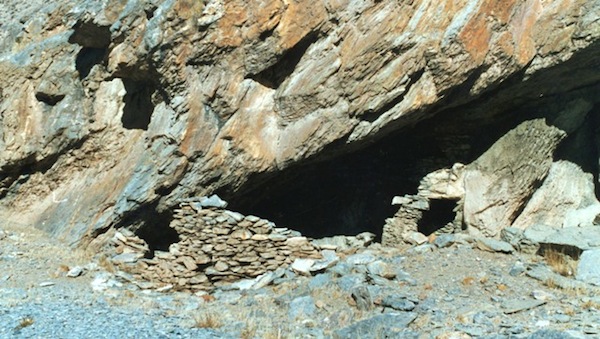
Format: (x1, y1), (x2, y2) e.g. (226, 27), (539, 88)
(106, 199), (322, 291)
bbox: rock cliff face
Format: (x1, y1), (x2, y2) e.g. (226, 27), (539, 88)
(1, 0), (599, 247)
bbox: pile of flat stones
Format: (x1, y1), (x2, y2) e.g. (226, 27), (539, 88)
(109, 196), (322, 291)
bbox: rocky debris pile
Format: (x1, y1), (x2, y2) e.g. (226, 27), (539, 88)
(107, 196), (322, 291)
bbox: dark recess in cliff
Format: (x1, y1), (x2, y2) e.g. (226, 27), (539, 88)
(250, 32), (319, 89)
(75, 47), (106, 79)
(221, 111), (519, 240)
(417, 199), (459, 235)
(122, 203), (179, 255)
(220, 78), (600, 240)
(121, 79), (156, 130)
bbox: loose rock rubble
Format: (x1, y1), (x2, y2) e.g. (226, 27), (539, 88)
(105, 198), (322, 292)
(4, 216), (600, 338)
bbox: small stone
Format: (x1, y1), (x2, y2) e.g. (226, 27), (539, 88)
(502, 299), (546, 314)
(156, 284), (173, 292)
(310, 250), (338, 272)
(39, 281), (55, 287)
(224, 210), (244, 222)
(66, 266), (84, 278)
(231, 229), (252, 240)
(112, 252), (142, 264)
(367, 260), (397, 279)
(178, 256), (198, 271)
(291, 258), (315, 275)
(238, 221), (253, 228)
(576, 249), (600, 286)
(346, 252), (377, 265)
(356, 232), (376, 246)
(237, 256), (259, 263)
(404, 231), (428, 245)
(380, 295), (416, 311)
(214, 261), (229, 272)
(433, 234), (456, 248)
(213, 227), (231, 235)
(251, 234), (269, 241)
(509, 261), (526, 276)
(268, 234), (287, 241)
(195, 254), (211, 265)
(392, 196), (412, 205)
(199, 194), (228, 208)
(475, 238), (514, 253)
(285, 236), (308, 247)
(531, 290), (555, 301)
(351, 285), (373, 311)
(245, 215), (260, 222)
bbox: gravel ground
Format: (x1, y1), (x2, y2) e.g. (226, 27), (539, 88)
(2, 217), (600, 338)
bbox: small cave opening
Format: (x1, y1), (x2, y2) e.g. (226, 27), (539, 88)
(124, 206), (180, 257)
(416, 199), (459, 236)
(250, 32), (319, 89)
(35, 92), (65, 106)
(121, 79), (156, 130)
(75, 47), (106, 80)
(537, 243), (583, 261)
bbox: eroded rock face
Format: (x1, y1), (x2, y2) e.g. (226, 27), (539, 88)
(1, 0), (599, 246)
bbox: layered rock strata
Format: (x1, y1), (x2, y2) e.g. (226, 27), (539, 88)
(0, 0), (599, 246)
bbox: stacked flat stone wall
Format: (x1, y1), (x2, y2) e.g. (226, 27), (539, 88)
(110, 202), (322, 291)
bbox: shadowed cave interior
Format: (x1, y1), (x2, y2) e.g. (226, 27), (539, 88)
(221, 96), (600, 241)
(220, 114), (517, 241)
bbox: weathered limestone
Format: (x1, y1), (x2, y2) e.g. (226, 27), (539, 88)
(463, 119), (566, 237)
(383, 119), (567, 244)
(0, 0), (599, 246)
(512, 161), (600, 230)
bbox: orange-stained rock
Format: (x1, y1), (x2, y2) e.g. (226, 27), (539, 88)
(0, 0), (598, 246)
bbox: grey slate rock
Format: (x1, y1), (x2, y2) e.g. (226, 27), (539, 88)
(476, 238), (515, 253)
(509, 261), (526, 276)
(111, 252), (142, 264)
(433, 234), (456, 248)
(527, 330), (580, 339)
(380, 295), (416, 311)
(346, 252), (377, 265)
(351, 285), (373, 311)
(502, 298), (546, 314)
(576, 249), (600, 285)
(366, 260), (397, 279)
(199, 195), (228, 208)
(308, 273), (332, 290)
(337, 274), (366, 292)
(288, 296), (316, 320)
(333, 313), (417, 339)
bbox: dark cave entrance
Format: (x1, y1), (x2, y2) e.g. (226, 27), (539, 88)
(119, 203), (180, 256)
(417, 199), (459, 236)
(75, 47), (106, 80)
(218, 55), (600, 242)
(220, 114), (514, 241)
(121, 79), (156, 130)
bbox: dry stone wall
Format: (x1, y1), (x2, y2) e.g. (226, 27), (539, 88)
(107, 200), (322, 291)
